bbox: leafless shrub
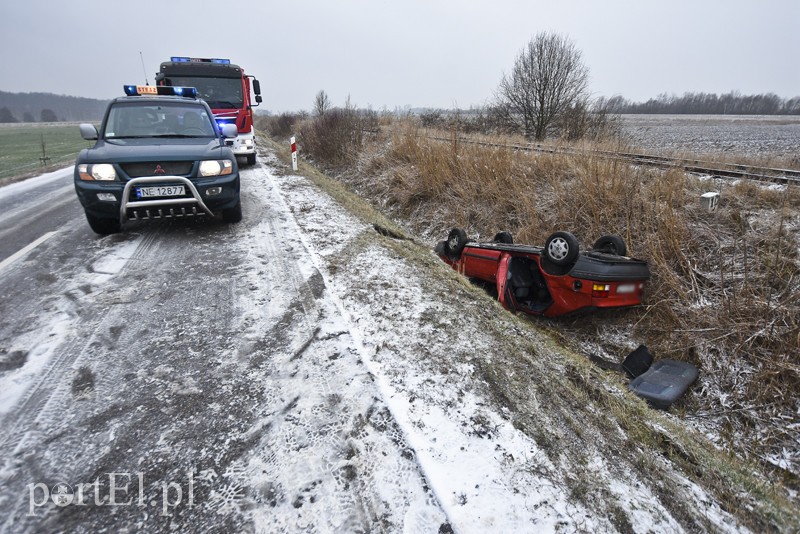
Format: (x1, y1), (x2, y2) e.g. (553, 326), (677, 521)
(419, 109), (444, 128)
(299, 98), (378, 167)
(553, 99), (622, 141)
(255, 112), (302, 138)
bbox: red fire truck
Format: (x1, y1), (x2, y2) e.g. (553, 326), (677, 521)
(156, 57), (262, 165)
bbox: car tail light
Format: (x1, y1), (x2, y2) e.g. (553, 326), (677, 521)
(592, 283), (611, 298)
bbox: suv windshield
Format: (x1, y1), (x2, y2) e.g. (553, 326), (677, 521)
(164, 76), (243, 109)
(104, 102), (216, 139)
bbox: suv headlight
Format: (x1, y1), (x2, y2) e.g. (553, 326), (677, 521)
(199, 159), (234, 177)
(78, 163), (117, 181)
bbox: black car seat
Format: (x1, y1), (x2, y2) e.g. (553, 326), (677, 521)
(509, 257), (535, 300)
(509, 257), (553, 309)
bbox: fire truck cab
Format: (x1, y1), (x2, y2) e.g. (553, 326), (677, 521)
(156, 57), (262, 165)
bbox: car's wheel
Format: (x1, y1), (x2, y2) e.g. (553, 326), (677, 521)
(444, 228), (469, 257)
(222, 200), (243, 223)
(593, 235), (627, 256)
(246, 153), (256, 166)
(493, 231), (513, 244)
(85, 212), (121, 235)
(544, 231), (579, 267)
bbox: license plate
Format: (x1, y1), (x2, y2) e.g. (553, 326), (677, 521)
(616, 283), (637, 294)
(136, 185), (185, 198)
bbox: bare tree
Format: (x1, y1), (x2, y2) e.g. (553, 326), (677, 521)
(497, 32), (589, 141)
(40, 108), (59, 122)
(313, 90), (330, 117)
(0, 107), (18, 123)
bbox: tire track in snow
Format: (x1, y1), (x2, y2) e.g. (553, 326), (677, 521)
(232, 162), (448, 533)
(0, 234), (144, 527)
(0, 163), (448, 533)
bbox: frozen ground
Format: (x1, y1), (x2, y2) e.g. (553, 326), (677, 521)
(251, 153), (753, 532)
(0, 149), (770, 532)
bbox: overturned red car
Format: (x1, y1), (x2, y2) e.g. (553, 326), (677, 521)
(435, 228), (650, 317)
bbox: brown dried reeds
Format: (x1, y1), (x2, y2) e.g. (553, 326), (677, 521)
(341, 124), (800, 480)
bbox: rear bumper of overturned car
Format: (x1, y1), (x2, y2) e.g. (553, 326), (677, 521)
(567, 252), (651, 282)
(542, 273), (648, 316)
(542, 253), (650, 315)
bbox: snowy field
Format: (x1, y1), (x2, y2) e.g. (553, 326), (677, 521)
(618, 114), (800, 162)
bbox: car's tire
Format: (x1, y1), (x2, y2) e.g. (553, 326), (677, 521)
(246, 153), (256, 166)
(444, 228), (469, 257)
(222, 199), (243, 223)
(493, 231), (513, 244)
(544, 231), (579, 267)
(85, 212), (121, 235)
(593, 234), (627, 256)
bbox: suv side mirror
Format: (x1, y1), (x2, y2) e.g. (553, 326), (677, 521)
(220, 124), (238, 139)
(79, 123), (98, 141)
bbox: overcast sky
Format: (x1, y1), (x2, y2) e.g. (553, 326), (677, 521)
(2, 0), (798, 112)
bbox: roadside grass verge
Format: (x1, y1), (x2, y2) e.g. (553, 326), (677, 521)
(334, 123), (799, 487)
(0, 123), (90, 185)
(259, 132), (800, 531)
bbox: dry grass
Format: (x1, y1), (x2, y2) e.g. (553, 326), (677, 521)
(283, 117), (800, 487)
(260, 130), (800, 530)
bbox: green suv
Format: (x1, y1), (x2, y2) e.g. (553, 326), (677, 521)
(74, 85), (242, 235)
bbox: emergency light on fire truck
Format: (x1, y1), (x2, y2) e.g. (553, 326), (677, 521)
(123, 85), (198, 98)
(170, 56), (231, 65)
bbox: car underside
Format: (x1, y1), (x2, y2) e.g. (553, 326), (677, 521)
(435, 229), (650, 317)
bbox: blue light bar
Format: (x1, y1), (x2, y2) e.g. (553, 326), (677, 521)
(123, 85), (198, 98)
(169, 56), (230, 65)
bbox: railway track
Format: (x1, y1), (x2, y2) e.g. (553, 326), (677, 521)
(419, 133), (800, 186)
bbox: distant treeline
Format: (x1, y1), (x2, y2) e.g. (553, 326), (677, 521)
(599, 92), (800, 115)
(0, 91), (109, 123)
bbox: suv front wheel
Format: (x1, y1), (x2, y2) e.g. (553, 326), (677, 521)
(85, 212), (121, 235)
(222, 200), (242, 223)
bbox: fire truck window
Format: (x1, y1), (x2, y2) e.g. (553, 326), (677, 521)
(167, 76), (243, 109)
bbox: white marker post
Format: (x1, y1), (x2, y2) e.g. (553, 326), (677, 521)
(290, 136), (298, 171)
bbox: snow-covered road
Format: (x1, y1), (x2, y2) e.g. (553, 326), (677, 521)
(0, 159), (445, 532)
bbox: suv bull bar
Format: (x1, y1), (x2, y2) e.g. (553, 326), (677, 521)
(120, 176), (215, 224)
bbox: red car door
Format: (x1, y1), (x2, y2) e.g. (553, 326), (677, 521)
(496, 253), (515, 312)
